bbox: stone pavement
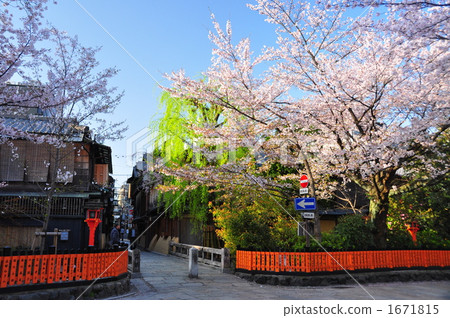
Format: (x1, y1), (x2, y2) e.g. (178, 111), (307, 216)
(107, 250), (450, 300)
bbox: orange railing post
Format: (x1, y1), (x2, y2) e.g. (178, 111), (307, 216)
(68, 253), (76, 281)
(33, 255), (42, 284)
(75, 253), (83, 281)
(238, 250), (243, 271)
(1, 256), (11, 288)
(111, 250), (118, 276)
(8, 255), (19, 286)
(274, 252), (280, 272)
(91, 253), (98, 279)
(252, 251), (257, 271)
(16, 255), (26, 285)
(55, 254), (63, 282)
(88, 253), (95, 280)
(25, 254), (34, 285)
(47, 254), (56, 284)
(81, 253), (88, 280)
(121, 251), (128, 274)
(101, 252), (108, 278)
(258, 252), (262, 271)
(244, 251), (248, 271)
(304, 252), (311, 273)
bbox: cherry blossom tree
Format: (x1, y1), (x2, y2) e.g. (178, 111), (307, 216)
(1, 0), (51, 141)
(0, 0), (49, 82)
(2, 1), (125, 142)
(1, 1), (126, 251)
(164, 0), (449, 248)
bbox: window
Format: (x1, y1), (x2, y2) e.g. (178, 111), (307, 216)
(0, 141), (26, 181)
(0, 140), (75, 183)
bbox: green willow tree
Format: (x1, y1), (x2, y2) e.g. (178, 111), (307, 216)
(150, 92), (224, 230)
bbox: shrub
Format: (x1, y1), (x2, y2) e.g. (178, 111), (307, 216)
(333, 214), (375, 251)
(212, 189), (297, 253)
(386, 229), (415, 249)
(417, 228), (450, 249)
(308, 231), (345, 252)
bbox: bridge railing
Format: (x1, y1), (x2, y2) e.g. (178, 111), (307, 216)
(235, 249), (450, 274)
(169, 241), (230, 272)
(0, 248), (128, 289)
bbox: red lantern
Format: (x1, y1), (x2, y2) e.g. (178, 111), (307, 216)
(84, 209), (102, 247)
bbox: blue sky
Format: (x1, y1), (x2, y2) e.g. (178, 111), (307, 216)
(41, 0), (277, 188)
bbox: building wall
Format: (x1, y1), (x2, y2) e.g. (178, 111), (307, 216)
(179, 216), (203, 246)
(0, 225), (41, 248)
(0, 217), (96, 251)
(320, 219), (337, 233)
(46, 217), (89, 250)
(94, 164), (109, 186)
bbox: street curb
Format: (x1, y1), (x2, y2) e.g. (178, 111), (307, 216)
(235, 269), (450, 286)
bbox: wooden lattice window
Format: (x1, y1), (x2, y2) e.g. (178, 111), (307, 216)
(0, 140), (26, 181)
(0, 140), (75, 183)
(0, 195), (84, 216)
(25, 142), (50, 182)
(50, 144), (75, 183)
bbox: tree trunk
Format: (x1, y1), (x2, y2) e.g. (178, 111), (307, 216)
(369, 169), (397, 249)
(370, 189), (390, 249)
(39, 146), (60, 254)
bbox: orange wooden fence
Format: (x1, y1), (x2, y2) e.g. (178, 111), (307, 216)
(0, 250), (128, 288)
(236, 250), (450, 273)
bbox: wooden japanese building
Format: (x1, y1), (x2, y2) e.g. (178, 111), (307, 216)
(0, 106), (115, 250)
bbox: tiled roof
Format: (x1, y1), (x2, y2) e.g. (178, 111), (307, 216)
(1, 116), (87, 142)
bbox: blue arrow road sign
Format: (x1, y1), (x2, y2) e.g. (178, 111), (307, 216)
(294, 197), (316, 210)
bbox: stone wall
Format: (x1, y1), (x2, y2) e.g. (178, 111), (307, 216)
(0, 274), (130, 300)
(235, 269), (450, 287)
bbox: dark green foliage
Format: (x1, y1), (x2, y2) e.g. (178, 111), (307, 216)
(264, 162), (298, 179)
(212, 189), (298, 253)
(290, 216), (374, 252)
(333, 214), (376, 251)
(388, 131), (450, 245)
(386, 229), (415, 250)
(227, 210), (278, 251)
(416, 229), (450, 250)
(315, 231), (346, 251)
(291, 231), (345, 252)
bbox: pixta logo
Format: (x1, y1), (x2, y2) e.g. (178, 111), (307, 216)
(126, 128), (156, 169)
(126, 129), (306, 171)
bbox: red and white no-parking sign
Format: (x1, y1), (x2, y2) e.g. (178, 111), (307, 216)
(300, 174), (309, 188)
